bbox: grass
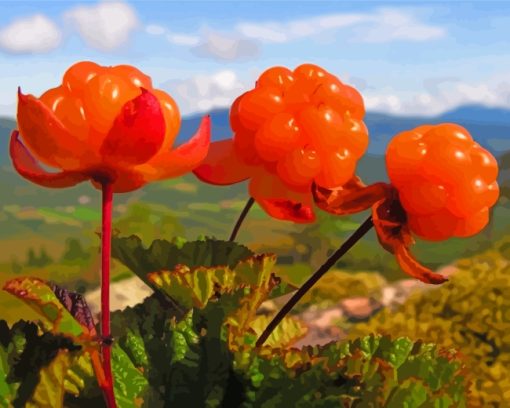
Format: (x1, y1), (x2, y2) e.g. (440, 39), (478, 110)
(0, 172), (508, 325)
(273, 263), (313, 286)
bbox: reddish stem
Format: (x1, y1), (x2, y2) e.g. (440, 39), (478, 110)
(101, 181), (116, 408)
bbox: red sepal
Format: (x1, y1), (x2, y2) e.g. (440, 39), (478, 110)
(193, 139), (253, 185)
(139, 115), (211, 181)
(10, 130), (87, 188)
(100, 88), (166, 165)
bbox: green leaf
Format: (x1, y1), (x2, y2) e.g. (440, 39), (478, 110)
(64, 353), (97, 398)
(268, 278), (298, 299)
(2, 282), (103, 403)
(0, 320), (19, 407)
(168, 311), (200, 365)
(112, 343), (149, 408)
(359, 335), (381, 358)
(230, 334), (467, 406)
(26, 350), (71, 408)
(149, 266), (226, 309)
(3, 278), (84, 338)
(247, 315), (308, 349)
(374, 336), (414, 369)
(119, 329), (149, 371)
(385, 378), (428, 408)
(111, 236), (254, 286)
(0, 319), (98, 406)
(162, 309), (231, 407)
(0, 350), (15, 407)
(148, 254), (277, 312)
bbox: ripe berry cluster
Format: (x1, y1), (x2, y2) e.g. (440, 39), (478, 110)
(230, 64), (369, 189)
(196, 62), (501, 286)
(39, 61), (180, 161)
(386, 124), (499, 241)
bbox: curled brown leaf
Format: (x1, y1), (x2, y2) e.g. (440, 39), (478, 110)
(313, 176), (392, 216)
(394, 244), (448, 284)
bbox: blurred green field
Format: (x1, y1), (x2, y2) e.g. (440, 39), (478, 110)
(1, 109), (509, 324)
(1, 169), (508, 325)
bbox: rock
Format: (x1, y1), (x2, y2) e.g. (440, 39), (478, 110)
(381, 286), (398, 307)
(292, 306), (347, 347)
(293, 325), (346, 348)
(378, 269), (455, 310)
(300, 307), (344, 329)
(340, 297), (382, 322)
(257, 300), (277, 315)
(85, 277), (153, 317)
(313, 308), (344, 329)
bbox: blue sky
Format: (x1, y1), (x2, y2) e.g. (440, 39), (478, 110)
(0, 0), (509, 118)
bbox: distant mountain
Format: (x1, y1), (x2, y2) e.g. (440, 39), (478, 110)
(0, 106), (508, 264)
(2, 103), (508, 171)
(177, 104), (510, 156)
(438, 104), (510, 125)
(0, 117), (15, 166)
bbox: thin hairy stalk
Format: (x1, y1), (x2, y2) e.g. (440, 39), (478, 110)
(229, 197), (255, 241)
(256, 215), (374, 347)
(101, 181), (116, 408)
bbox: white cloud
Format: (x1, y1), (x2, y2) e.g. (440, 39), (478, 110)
(192, 31), (259, 61)
(364, 93), (403, 113)
(356, 8), (445, 43)
(236, 8), (445, 44)
(237, 23), (288, 43)
(64, 1), (138, 51)
(363, 75), (510, 116)
(145, 23), (200, 46)
(159, 70), (249, 115)
(0, 14), (61, 54)
(145, 24), (166, 36)
(161, 71), (510, 118)
(167, 33), (200, 46)
(145, 24), (200, 47)
(145, 22), (258, 60)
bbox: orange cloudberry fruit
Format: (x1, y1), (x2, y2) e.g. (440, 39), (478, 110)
(194, 63), (368, 223)
(386, 123), (499, 241)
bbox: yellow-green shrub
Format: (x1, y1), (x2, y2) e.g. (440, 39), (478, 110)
(300, 270), (387, 309)
(349, 236), (510, 407)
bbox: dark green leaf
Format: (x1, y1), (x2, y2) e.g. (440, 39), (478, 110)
(111, 236), (254, 284)
(112, 343), (148, 408)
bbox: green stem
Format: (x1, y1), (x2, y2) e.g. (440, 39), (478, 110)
(256, 215), (374, 347)
(229, 197), (255, 242)
(101, 181), (116, 408)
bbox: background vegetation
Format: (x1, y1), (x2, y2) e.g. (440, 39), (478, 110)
(0, 109), (509, 404)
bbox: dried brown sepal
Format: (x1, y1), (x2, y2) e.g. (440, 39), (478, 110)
(394, 244), (448, 284)
(372, 188), (447, 285)
(313, 176), (392, 216)
(371, 188), (413, 253)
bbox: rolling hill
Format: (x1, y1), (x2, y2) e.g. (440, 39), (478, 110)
(0, 105), (508, 268)
(176, 104), (510, 155)
(3, 102), (507, 188)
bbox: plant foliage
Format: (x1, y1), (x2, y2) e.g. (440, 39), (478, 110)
(349, 236), (510, 407)
(0, 237), (469, 407)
